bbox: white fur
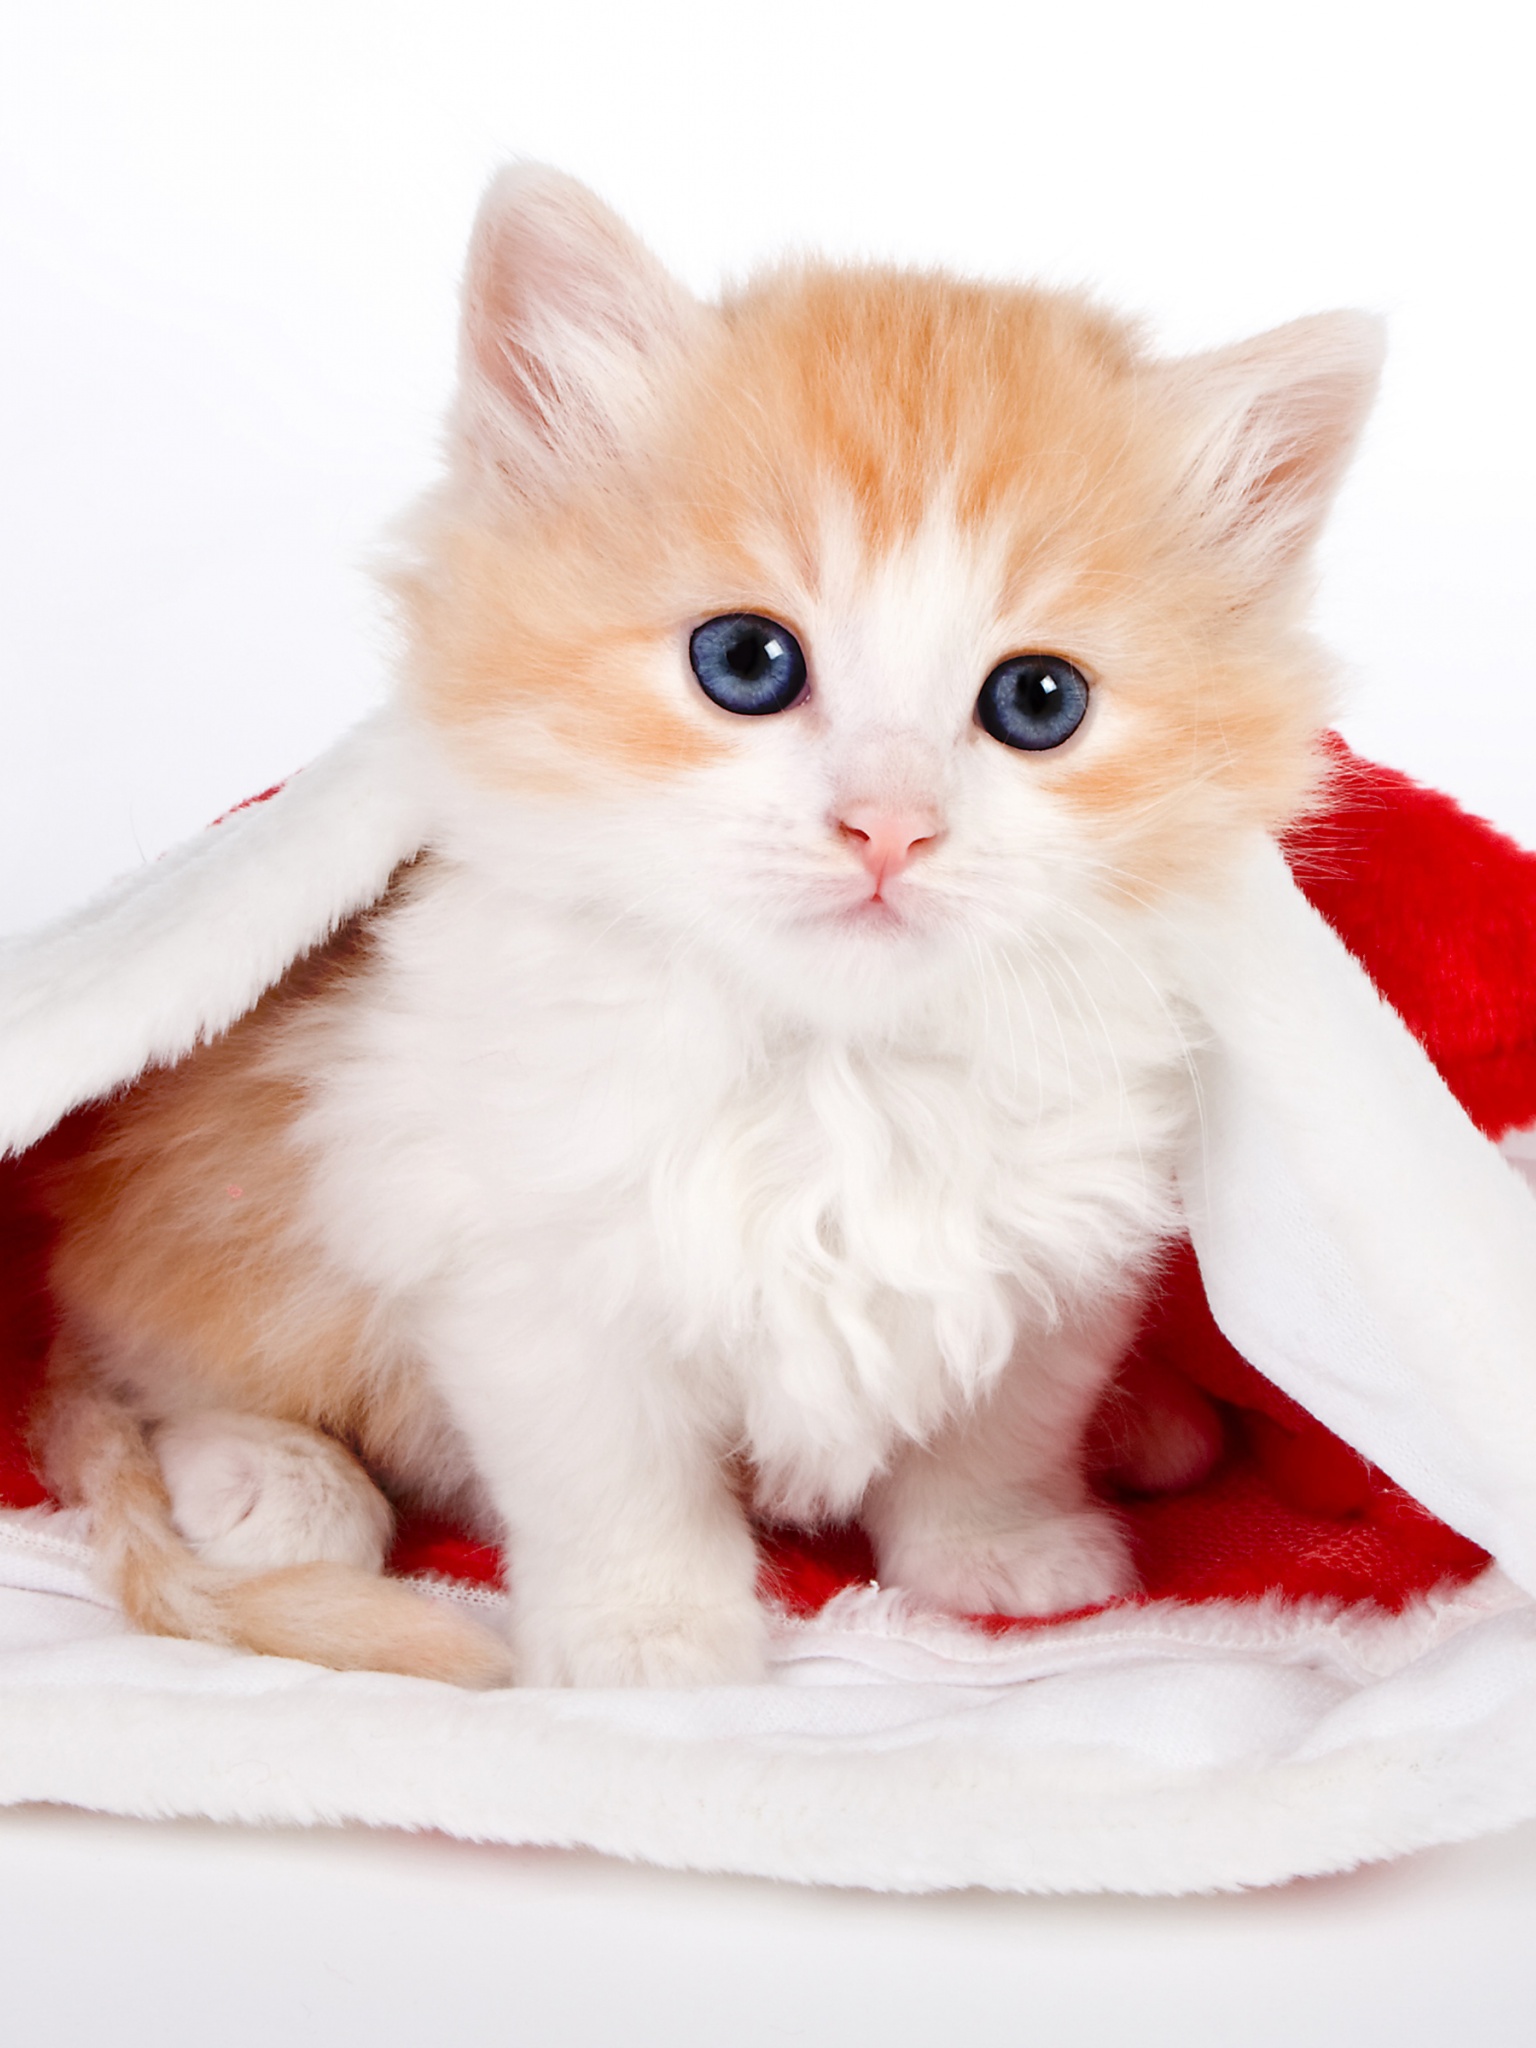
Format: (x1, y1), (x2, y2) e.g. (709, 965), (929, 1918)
(290, 497), (1198, 1682)
(154, 1412), (392, 1576)
(863, 1293), (1145, 1614)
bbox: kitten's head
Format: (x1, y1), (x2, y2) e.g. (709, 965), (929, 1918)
(394, 166), (1380, 1024)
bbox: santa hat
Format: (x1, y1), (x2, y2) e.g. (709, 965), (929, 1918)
(0, 715), (1533, 1895)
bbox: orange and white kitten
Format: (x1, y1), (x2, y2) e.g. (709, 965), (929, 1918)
(39, 167), (1381, 1687)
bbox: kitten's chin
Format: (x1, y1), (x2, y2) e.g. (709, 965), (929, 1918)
(806, 873), (947, 939)
(831, 895), (910, 936)
(717, 899), (964, 1033)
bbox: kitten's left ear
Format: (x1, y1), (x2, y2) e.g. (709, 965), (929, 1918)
(453, 164), (702, 497)
(1151, 312), (1386, 599)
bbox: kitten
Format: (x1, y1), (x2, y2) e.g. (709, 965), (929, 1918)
(36, 167), (1381, 1687)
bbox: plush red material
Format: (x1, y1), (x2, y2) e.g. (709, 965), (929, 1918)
(1, 744), (1532, 1625)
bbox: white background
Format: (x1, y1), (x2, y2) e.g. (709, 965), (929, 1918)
(2, 2), (1535, 2037)
(2, 0), (1533, 936)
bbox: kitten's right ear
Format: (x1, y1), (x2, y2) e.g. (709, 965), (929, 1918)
(453, 165), (700, 496)
(1151, 311), (1386, 601)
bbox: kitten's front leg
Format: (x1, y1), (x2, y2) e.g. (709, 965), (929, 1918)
(419, 1282), (766, 1688)
(862, 1295), (1143, 1619)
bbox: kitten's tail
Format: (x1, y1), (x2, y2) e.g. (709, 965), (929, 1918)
(41, 1385), (512, 1688)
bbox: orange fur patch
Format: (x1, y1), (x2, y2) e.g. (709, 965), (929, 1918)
(704, 268), (1139, 553)
(42, 905), (444, 1485)
(38, 1369), (509, 1684)
(395, 513), (728, 788)
(689, 270), (1328, 886)
(400, 264), (1329, 884)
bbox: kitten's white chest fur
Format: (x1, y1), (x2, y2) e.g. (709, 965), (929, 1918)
(301, 849), (1193, 1522)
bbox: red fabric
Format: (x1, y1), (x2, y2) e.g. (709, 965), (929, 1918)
(2, 744), (1533, 1624)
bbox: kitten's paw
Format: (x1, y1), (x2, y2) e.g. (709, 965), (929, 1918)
(882, 1507), (1135, 1619)
(154, 1412), (392, 1575)
(516, 1596), (770, 1688)
(1100, 1354), (1224, 1494)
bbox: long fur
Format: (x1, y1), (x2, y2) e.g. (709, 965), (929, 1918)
(38, 166), (1382, 1687)
(40, 1371), (509, 1686)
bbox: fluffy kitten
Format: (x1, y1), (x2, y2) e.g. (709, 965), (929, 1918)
(38, 167), (1381, 1687)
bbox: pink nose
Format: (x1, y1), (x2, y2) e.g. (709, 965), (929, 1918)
(837, 805), (942, 885)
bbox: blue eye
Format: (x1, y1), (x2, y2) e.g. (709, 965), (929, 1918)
(689, 614), (807, 716)
(976, 655), (1090, 751)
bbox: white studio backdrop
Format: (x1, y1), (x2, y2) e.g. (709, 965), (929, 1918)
(1, 0), (1533, 936)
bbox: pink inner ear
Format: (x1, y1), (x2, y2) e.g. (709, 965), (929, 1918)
(466, 239), (556, 431)
(1217, 372), (1368, 546)
(1157, 312), (1384, 581)
(462, 193), (587, 438)
(456, 168), (692, 463)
